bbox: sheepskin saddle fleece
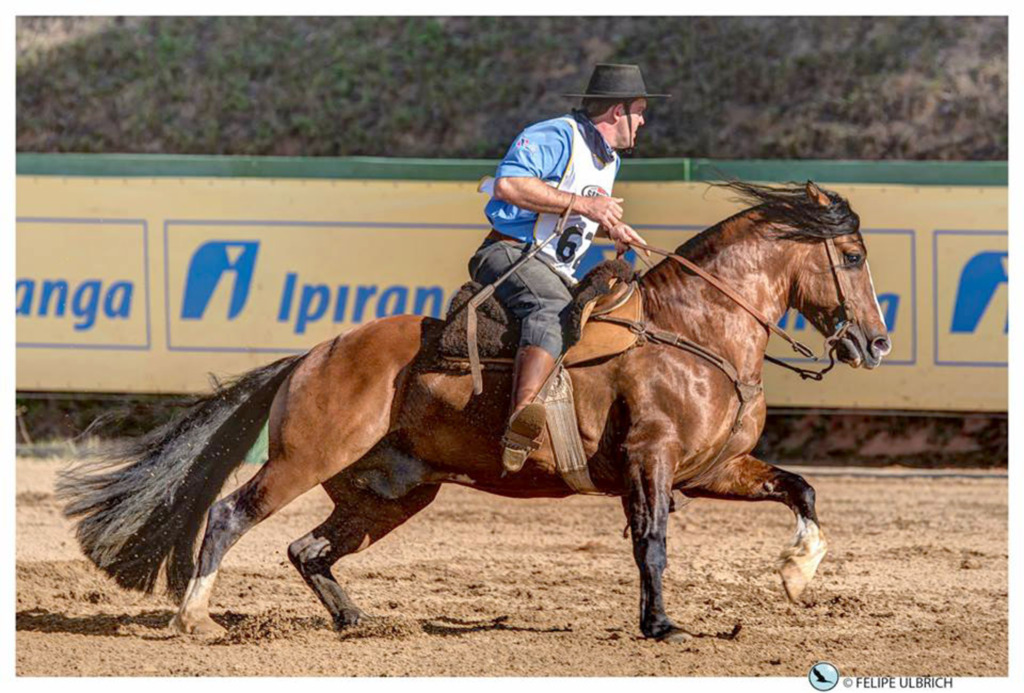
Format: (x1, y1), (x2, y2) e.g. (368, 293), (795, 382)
(439, 259), (643, 366)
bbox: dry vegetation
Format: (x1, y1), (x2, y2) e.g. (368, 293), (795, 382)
(16, 16), (1007, 159)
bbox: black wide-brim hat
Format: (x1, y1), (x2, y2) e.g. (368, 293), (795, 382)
(562, 63), (670, 99)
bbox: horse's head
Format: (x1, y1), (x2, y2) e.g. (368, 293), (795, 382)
(715, 179), (892, 369)
(782, 182), (892, 369)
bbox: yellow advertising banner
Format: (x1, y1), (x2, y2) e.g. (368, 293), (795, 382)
(16, 175), (1007, 411)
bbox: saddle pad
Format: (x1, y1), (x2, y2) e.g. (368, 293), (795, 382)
(439, 258), (635, 360)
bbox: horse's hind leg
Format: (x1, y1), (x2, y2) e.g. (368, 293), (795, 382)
(288, 469), (440, 630)
(684, 453), (826, 602)
(171, 457), (324, 635)
(172, 316), (428, 635)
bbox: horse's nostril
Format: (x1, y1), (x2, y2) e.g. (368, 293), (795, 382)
(872, 336), (892, 356)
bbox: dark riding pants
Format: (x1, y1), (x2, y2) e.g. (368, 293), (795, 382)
(468, 239), (573, 359)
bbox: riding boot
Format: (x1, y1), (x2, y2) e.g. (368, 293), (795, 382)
(501, 345), (557, 473)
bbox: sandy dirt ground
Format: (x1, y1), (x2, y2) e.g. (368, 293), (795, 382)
(16, 457), (1007, 677)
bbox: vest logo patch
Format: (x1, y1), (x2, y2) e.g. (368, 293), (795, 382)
(581, 185), (609, 197)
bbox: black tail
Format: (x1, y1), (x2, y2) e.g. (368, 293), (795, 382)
(57, 354), (305, 600)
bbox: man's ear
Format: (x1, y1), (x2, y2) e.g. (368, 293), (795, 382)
(805, 180), (831, 207)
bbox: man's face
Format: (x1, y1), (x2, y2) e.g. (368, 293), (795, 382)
(615, 98), (648, 149)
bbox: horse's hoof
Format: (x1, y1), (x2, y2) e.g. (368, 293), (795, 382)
(657, 628), (693, 644)
(169, 612), (226, 637)
(332, 608), (366, 630)
(646, 620), (693, 643)
(779, 560), (811, 602)
(778, 523), (828, 603)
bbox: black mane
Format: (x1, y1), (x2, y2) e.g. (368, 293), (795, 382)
(711, 180), (860, 241)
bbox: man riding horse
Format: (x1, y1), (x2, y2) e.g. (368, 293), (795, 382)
(59, 64), (893, 641)
(472, 63), (668, 471)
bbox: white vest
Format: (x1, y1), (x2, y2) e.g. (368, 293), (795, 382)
(530, 118), (619, 281)
(478, 117), (619, 283)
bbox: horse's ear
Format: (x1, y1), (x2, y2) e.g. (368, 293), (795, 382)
(805, 181), (830, 207)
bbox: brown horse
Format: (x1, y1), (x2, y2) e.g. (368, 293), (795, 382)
(59, 181), (891, 643)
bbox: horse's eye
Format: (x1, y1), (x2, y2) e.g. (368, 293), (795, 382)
(843, 252), (863, 266)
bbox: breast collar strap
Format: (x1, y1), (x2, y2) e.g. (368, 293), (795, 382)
(590, 311), (761, 464)
(589, 314), (761, 405)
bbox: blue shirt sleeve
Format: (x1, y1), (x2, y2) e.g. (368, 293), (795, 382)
(494, 118), (573, 183)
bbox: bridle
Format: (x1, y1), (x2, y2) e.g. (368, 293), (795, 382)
(784, 234), (856, 378)
(817, 234), (856, 354)
(624, 234), (856, 381)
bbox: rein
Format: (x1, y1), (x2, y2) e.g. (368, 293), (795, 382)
(625, 238), (853, 381)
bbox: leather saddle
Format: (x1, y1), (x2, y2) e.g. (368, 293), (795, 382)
(563, 279), (642, 366)
(436, 259), (643, 369)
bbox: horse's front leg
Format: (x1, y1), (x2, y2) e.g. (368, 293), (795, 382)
(684, 453), (827, 602)
(623, 458), (691, 642)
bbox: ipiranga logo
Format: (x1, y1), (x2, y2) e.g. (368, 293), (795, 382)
(934, 231), (1007, 366)
(180, 241), (260, 320)
(950, 250), (1007, 334)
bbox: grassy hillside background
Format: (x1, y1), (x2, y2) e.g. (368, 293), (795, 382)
(17, 16), (1007, 160)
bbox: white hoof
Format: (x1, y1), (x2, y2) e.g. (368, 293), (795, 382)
(169, 611), (226, 637)
(777, 520), (828, 602)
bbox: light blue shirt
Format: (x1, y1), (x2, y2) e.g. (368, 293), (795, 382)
(484, 116), (619, 241)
